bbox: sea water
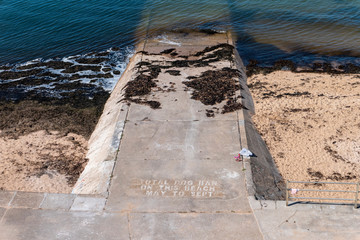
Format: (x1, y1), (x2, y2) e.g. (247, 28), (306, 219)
(0, 0), (359, 91)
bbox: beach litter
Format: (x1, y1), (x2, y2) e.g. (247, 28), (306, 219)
(234, 153), (242, 162)
(239, 148), (253, 157)
(290, 188), (299, 195)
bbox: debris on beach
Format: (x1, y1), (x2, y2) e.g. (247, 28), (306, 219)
(183, 67), (245, 115)
(246, 59), (360, 77)
(124, 43), (243, 114)
(248, 70), (360, 199)
(0, 48), (129, 193)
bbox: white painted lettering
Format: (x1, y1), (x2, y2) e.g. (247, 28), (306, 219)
(141, 185), (152, 190)
(139, 179), (221, 198)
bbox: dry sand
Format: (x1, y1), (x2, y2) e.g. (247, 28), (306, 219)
(248, 71), (360, 201)
(0, 98), (105, 193)
(0, 130), (88, 193)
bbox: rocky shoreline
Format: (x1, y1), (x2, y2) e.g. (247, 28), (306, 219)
(1, 43), (360, 195)
(0, 49), (130, 193)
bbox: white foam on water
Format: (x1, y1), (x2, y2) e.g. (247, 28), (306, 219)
(104, 46), (134, 92)
(0, 46), (135, 99)
(25, 58), (42, 65)
(156, 35), (182, 46)
(48, 69), (64, 75)
(62, 55), (82, 63)
(58, 46), (135, 92)
(0, 77), (25, 84)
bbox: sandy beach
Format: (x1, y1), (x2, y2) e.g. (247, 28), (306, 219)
(0, 98), (107, 193)
(0, 130), (87, 193)
(248, 71), (360, 200)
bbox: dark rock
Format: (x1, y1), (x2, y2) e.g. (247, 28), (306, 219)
(76, 58), (107, 64)
(0, 69), (44, 80)
(102, 67), (112, 72)
(94, 51), (109, 57)
(62, 65), (101, 73)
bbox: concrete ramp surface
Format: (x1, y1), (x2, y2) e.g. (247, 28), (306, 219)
(105, 32), (263, 239)
(0, 32), (263, 240)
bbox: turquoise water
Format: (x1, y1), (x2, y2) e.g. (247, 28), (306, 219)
(1, 0), (359, 65)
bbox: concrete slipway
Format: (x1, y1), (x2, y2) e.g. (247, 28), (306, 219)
(0, 32), (359, 240)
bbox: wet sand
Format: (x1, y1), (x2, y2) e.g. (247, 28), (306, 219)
(248, 71), (360, 200)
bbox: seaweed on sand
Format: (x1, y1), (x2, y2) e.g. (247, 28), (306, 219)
(246, 59), (360, 77)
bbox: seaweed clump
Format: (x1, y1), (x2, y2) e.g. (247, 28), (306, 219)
(125, 74), (156, 98)
(246, 59), (360, 77)
(165, 70), (181, 76)
(307, 168), (357, 181)
(125, 43), (239, 110)
(124, 74), (161, 109)
(307, 168), (324, 181)
(33, 149), (88, 185)
(327, 172), (357, 181)
(138, 44), (235, 68)
(183, 67), (244, 116)
(0, 96), (107, 140)
(183, 67), (241, 105)
(222, 99), (246, 114)
(246, 60), (296, 77)
(123, 62), (162, 109)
